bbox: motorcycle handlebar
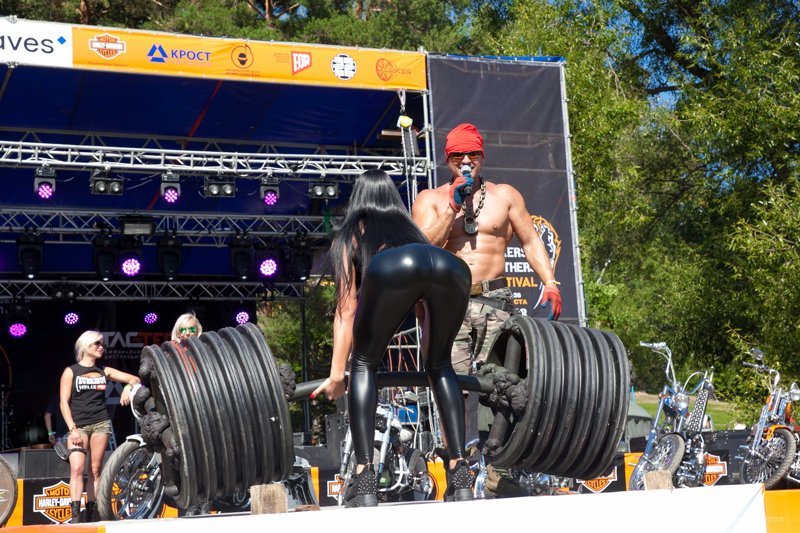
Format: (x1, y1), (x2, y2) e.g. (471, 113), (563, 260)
(640, 341), (667, 350)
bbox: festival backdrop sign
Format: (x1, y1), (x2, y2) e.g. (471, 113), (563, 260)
(0, 18), (73, 67)
(70, 25), (426, 90)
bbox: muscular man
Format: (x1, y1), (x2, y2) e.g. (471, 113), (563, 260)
(411, 123), (562, 497)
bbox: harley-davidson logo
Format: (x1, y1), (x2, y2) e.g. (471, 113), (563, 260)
(702, 452), (728, 486)
(89, 33), (126, 60)
(33, 481), (83, 524)
(327, 474), (344, 498)
(579, 466), (618, 493)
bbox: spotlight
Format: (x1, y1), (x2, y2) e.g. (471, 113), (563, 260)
(260, 176), (280, 207)
(258, 256), (279, 278)
(144, 312), (158, 325)
(290, 249), (313, 281)
(121, 216), (155, 236)
(309, 182), (339, 199)
(157, 235), (182, 281)
(119, 236), (143, 277)
(229, 235), (254, 280)
(203, 176), (236, 198)
(17, 230), (43, 279)
(92, 232), (117, 281)
(5, 302), (31, 337)
(90, 169), (124, 196)
(8, 323), (26, 337)
(52, 285), (77, 301)
(64, 312), (80, 326)
(34, 166), (56, 200)
(235, 311), (250, 324)
(161, 171), (181, 204)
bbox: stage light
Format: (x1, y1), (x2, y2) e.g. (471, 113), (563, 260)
(17, 230), (44, 279)
(229, 235), (254, 280)
(90, 169), (124, 196)
(119, 236), (143, 277)
(34, 166), (56, 199)
(52, 285), (77, 301)
(8, 323), (26, 337)
(235, 311), (250, 324)
(260, 176), (280, 206)
(309, 182), (339, 199)
(203, 176), (236, 199)
(92, 232), (117, 281)
(5, 302), (31, 337)
(144, 312), (158, 325)
(259, 256), (279, 278)
(64, 312), (79, 326)
(160, 171), (181, 204)
(157, 235), (182, 281)
(291, 249), (313, 281)
(121, 216), (155, 236)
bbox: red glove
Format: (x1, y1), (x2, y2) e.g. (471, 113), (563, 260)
(541, 285), (562, 320)
(448, 175), (474, 212)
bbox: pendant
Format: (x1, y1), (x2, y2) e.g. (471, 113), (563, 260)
(464, 216), (478, 234)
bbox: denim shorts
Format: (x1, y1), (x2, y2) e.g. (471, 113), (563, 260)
(76, 419), (112, 437)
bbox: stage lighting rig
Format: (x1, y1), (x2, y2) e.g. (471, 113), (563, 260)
(34, 166), (56, 199)
(157, 234), (182, 281)
(161, 171), (181, 204)
(203, 175), (236, 199)
(229, 234), (254, 280)
(309, 182), (339, 200)
(90, 169), (124, 195)
(17, 230), (43, 280)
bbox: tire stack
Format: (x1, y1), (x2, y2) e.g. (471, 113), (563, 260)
(483, 316), (629, 480)
(139, 323), (294, 510)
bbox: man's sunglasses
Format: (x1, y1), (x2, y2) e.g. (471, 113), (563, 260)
(180, 326), (198, 334)
(448, 151), (483, 163)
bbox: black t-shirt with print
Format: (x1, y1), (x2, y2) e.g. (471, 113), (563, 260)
(69, 364), (108, 426)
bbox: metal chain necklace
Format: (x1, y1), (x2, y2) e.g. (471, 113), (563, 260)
(462, 178), (486, 234)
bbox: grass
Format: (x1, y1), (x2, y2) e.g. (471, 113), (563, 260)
(633, 392), (740, 430)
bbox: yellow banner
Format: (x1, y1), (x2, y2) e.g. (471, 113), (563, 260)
(71, 27), (426, 91)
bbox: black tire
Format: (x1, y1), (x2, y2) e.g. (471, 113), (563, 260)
(628, 434), (685, 491)
(740, 428), (796, 489)
(407, 449), (433, 501)
(97, 440), (165, 521)
(0, 455), (18, 527)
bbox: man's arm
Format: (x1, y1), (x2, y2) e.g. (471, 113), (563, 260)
(411, 189), (456, 246)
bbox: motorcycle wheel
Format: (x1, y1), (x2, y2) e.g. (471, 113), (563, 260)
(628, 434), (685, 491)
(740, 428), (796, 489)
(0, 455), (18, 527)
(407, 449), (433, 501)
(97, 440), (165, 520)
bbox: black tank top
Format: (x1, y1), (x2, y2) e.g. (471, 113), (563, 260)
(69, 363), (108, 426)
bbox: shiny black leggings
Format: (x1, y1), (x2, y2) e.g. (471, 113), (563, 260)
(349, 243), (471, 465)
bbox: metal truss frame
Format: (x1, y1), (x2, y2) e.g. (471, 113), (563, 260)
(0, 279), (306, 301)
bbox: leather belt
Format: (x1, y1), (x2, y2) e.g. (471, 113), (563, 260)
(469, 277), (508, 297)
(471, 295), (516, 315)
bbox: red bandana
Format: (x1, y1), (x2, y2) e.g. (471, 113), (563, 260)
(444, 123), (484, 159)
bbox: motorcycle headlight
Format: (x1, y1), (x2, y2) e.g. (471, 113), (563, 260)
(790, 382), (800, 403)
(675, 393), (690, 411)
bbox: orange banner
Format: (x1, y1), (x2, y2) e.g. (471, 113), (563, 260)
(71, 26), (426, 91)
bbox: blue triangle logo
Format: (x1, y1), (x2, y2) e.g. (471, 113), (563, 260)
(147, 44), (168, 63)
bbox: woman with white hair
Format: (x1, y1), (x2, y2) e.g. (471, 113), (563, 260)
(59, 330), (139, 523)
(171, 312), (203, 342)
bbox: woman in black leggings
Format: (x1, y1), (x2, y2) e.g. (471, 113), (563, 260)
(312, 169), (474, 507)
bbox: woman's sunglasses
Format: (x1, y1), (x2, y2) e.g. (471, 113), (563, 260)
(180, 326), (198, 334)
(91, 340), (106, 348)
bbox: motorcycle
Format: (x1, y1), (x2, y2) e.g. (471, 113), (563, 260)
(738, 348), (800, 489)
(629, 341), (715, 490)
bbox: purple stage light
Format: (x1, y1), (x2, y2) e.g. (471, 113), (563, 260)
(263, 190), (279, 206)
(163, 186), (179, 204)
(235, 311), (250, 324)
(37, 182), (54, 199)
(121, 257), (142, 276)
(9, 323), (27, 337)
(64, 312), (79, 325)
(144, 312), (158, 325)
(259, 258), (278, 277)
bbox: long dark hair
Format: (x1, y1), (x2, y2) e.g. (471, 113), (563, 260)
(330, 169), (429, 311)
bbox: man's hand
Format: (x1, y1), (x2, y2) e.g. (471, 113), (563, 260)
(448, 175), (474, 212)
(541, 285), (562, 320)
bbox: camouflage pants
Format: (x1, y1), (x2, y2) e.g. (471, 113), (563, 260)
(451, 287), (514, 375)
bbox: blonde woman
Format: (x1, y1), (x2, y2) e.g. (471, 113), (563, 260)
(171, 312), (203, 342)
(59, 330), (139, 523)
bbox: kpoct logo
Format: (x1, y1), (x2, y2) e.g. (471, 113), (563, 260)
(579, 466), (617, 493)
(701, 452), (728, 486)
(292, 52), (311, 74)
(33, 481), (84, 524)
(89, 33), (126, 60)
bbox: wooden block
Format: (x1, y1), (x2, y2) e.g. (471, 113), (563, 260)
(643, 470), (673, 490)
(250, 483), (288, 514)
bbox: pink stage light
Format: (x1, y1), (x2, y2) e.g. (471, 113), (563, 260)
(259, 258), (278, 277)
(235, 311), (250, 324)
(144, 312), (158, 325)
(64, 312), (79, 325)
(9, 323), (27, 337)
(37, 182), (54, 199)
(121, 258), (142, 277)
(163, 186), (179, 204)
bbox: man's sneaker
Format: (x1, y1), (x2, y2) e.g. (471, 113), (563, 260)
(484, 464), (529, 498)
(444, 459), (475, 502)
(344, 465), (378, 508)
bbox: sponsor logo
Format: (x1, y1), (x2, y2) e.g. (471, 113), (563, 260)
(147, 43), (211, 64)
(292, 51), (311, 74)
(231, 44), (254, 69)
(89, 33), (126, 60)
(327, 474), (344, 498)
(331, 53), (357, 80)
(579, 466), (618, 493)
(33, 481), (84, 524)
(375, 58), (411, 81)
(0, 34), (66, 54)
(702, 452), (728, 486)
